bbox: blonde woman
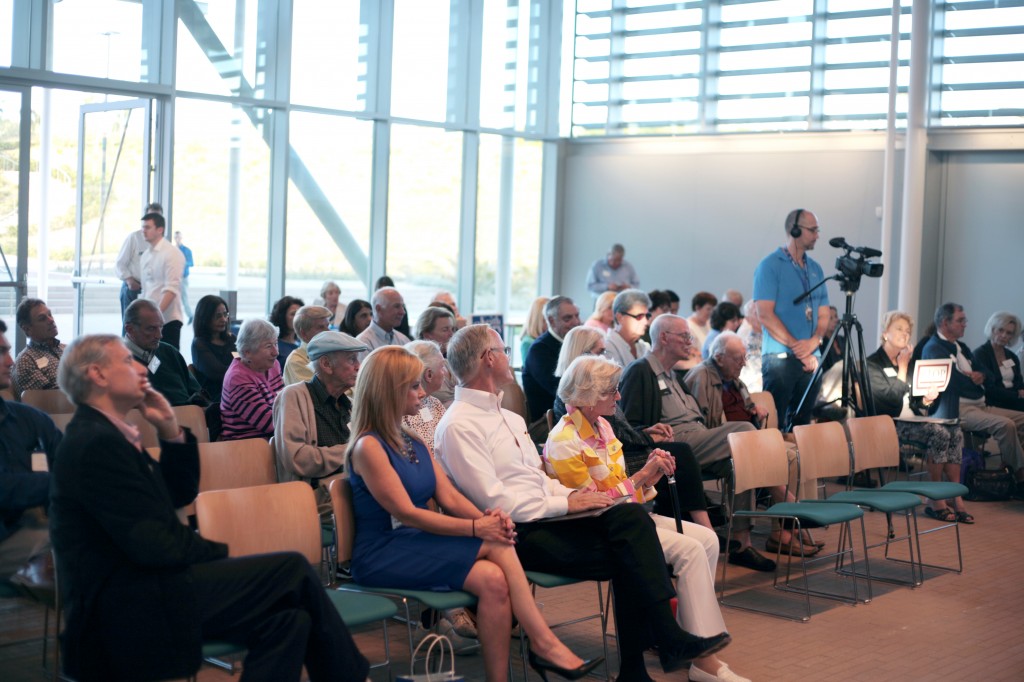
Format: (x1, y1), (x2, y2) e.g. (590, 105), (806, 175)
(585, 291), (616, 333)
(345, 346), (601, 682)
(520, 296), (549, 361)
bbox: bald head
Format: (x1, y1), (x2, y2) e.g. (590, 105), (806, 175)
(371, 287), (405, 332)
(650, 314), (692, 364)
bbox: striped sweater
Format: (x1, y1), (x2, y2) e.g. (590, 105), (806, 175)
(219, 358), (283, 441)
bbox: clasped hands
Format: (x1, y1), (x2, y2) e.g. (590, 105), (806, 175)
(474, 508), (517, 545)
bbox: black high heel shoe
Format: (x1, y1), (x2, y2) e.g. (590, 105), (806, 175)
(528, 649), (604, 681)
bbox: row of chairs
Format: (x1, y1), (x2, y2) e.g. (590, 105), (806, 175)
(719, 415), (967, 623)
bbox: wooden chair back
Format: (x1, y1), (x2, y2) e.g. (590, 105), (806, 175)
(727, 427), (790, 495)
(173, 404), (210, 443)
(328, 478), (356, 565)
(50, 413), (74, 433)
(21, 389), (73, 415)
(748, 391), (778, 430)
(846, 415), (900, 472)
(125, 409), (159, 448)
(198, 439), (277, 493)
(499, 379), (529, 423)
(793, 421), (852, 481)
(196, 481), (320, 564)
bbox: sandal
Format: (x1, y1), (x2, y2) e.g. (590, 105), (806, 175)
(955, 511), (975, 525)
(924, 507), (957, 522)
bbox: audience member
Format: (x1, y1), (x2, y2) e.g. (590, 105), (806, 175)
(283, 305), (332, 385)
(432, 290), (468, 329)
(356, 286), (411, 357)
(173, 231), (194, 323)
(520, 296), (550, 361)
(347, 345), (601, 682)
(403, 341), (450, 456)
(687, 291), (717, 352)
(922, 303), (1024, 484)
(701, 301), (743, 360)
(586, 243), (639, 297)
(605, 289), (651, 368)
(339, 298), (372, 338)
(618, 314), (774, 572)
(115, 201), (160, 318)
(373, 276), (411, 338)
(270, 295), (305, 369)
(721, 289), (744, 308)
(0, 319), (60, 582)
(819, 305), (844, 373)
(190, 295), (237, 402)
(737, 300), (763, 392)
(753, 209), (830, 431)
(584, 291), (616, 333)
(974, 311), (1024, 412)
(124, 299), (204, 407)
(12, 298), (65, 394)
(866, 311), (973, 523)
(415, 307), (457, 406)
(272, 330), (367, 492)
(545, 355), (749, 682)
(220, 318), (284, 441)
(315, 280), (346, 329)
(139, 211), (186, 350)
(522, 296), (581, 422)
(50, 333), (369, 681)
(648, 289), (674, 318)
(436, 324), (732, 680)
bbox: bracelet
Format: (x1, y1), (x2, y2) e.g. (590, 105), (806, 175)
(471, 518), (476, 538)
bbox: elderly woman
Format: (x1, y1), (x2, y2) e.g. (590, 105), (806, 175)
(269, 295), (304, 369)
(701, 302), (743, 360)
(866, 311), (973, 523)
(973, 312), (1024, 412)
(315, 280), (346, 329)
(190, 295), (236, 401)
(554, 326), (715, 533)
(220, 318), (284, 441)
(520, 296), (549, 362)
(585, 291), (616, 333)
(346, 346), (601, 682)
(339, 299), (372, 338)
(415, 307), (458, 406)
(687, 291), (717, 352)
(545, 355), (748, 682)
(605, 289), (652, 368)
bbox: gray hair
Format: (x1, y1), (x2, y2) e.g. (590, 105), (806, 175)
(612, 289), (651, 316)
(983, 311), (1022, 340)
(405, 339), (445, 375)
(709, 331), (742, 360)
(934, 302), (963, 330)
(557, 355), (622, 408)
(124, 298), (160, 328)
(610, 244), (625, 256)
(415, 306), (455, 340)
(236, 318), (279, 356)
(319, 280), (340, 299)
(544, 295), (574, 322)
(555, 326), (605, 378)
(371, 286), (401, 309)
(447, 324), (493, 384)
(293, 305), (332, 338)
(58, 334), (122, 406)
(650, 314), (685, 349)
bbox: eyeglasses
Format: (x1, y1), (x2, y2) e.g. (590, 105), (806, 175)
(664, 331), (694, 344)
(796, 225), (821, 235)
(621, 311), (652, 321)
(482, 346), (511, 359)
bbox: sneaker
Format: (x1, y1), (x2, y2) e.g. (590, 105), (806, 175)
(443, 607), (478, 639)
(335, 561), (352, 581)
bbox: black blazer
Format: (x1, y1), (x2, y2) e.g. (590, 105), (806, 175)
(522, 331), (562, 423)
(865, 347), (910, 418)
(921, 334), (986, 419)
(49, 405), (228, 681)
(972, 340), (1024, 411)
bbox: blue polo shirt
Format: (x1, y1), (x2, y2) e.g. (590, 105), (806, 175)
(752, 247), (829, 356)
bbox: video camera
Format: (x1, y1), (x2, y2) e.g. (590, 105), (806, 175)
(829, 237), (883, 292)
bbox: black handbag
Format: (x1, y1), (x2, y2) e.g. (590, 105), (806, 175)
(965, 466), (1017, 501)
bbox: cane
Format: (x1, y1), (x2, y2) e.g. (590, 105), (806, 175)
(667, 474), (684, 534)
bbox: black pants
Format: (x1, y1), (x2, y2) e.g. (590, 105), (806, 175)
(515, 503), (681, 656)
(649, 441), (708, 518)
(192, 552), (369, 682)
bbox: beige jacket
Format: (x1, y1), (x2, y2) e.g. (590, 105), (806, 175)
(683, 358), (756, 428)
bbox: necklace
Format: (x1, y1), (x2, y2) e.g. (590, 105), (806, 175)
(400, 432), (420, 464)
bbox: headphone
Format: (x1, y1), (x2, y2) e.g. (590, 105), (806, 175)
(789, 209), (804, 238)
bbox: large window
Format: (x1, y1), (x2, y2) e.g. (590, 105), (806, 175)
(51, 0), (153, 82)
(290, 0), (368, 112)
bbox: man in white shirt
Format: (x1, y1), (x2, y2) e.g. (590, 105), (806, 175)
(435, 324), (731, 680)
(139, 211), (186, 350)
(115, 202), (162, 319)
(355, 286), (410, 358)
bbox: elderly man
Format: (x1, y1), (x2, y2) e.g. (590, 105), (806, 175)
(139, 211), (186, 350)
(618, 314), (774, 572)
(0, 319), (61, 582)
(435, 324), (731, 680)
(586, 243), (640, 298)
(283, 305), (333, 386)
(356, 286), (410, 355)
(12, 298), (65, 395)
(685, 332), (767, 429)
(273, 331), (367, 489)
(124, 299), (204, 407)
(431, 290), (467, 329)
(924, 302), (1024, 484)
(753, 209), (830, 431)
(605, 289), (652, 368)
(721, 289), (744, 308)
(522, 295), (581, 422)
(49, 334), (369, 682)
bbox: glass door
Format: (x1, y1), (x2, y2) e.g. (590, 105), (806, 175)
(0, 87), (29, 357)
(73, 98), (153, 336)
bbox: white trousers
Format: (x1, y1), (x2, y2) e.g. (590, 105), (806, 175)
(651, 514), (728, 638)
(960, 404), (1024, 471)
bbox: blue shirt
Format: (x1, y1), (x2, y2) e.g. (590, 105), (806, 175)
(0, 397), (62, 542)
(752, 247), (829, 356)
(178, 244), (193, 278)
(586, 257), (639, 296)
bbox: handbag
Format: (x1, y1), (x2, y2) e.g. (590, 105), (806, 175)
(964, 465), (1016, 502)
(396, 633), (465, 682)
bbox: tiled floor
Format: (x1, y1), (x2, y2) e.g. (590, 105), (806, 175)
(3, 487), (1023, 681)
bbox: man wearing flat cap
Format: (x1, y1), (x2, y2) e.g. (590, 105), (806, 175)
(272, 331), (368, 495)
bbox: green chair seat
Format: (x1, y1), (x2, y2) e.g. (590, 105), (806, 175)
(327, 589), (398, 627)
(338, 583), (477, 611)
(814, 490), (923, 513)
(879, 481), (968, 500)
(525, 571), (587, 589)
(0, 581), (22, 598)
(736, 501), (863, 526)
(201, 641), (245, 659)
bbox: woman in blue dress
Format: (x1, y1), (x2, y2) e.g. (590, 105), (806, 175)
(346, 346), (601, 682)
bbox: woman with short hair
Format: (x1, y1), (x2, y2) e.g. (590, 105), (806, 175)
(414, 309), (457, 406)
(220, 318), (284, 441)
(584, 291), (616, 333)
(973, 311), (1024, 412)
(315, 280), (346, 329)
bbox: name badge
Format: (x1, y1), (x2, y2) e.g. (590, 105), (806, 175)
(419, 405), (432, 422)
(1003, 359), (1015, 368)
(883, 368), (898, 378)
(602, 269), (611, 278)
(231, 351), (240, 359)
(657, 378), (670, 395)
(31, 451), (48, 473)
(35, 356), (49, 369)
(148, 356), (161, 374)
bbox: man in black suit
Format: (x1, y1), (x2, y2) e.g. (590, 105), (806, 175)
(49, 334), (368, 682)
(522, 295), (581, 422)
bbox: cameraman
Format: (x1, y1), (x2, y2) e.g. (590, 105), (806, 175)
(752, 209), (831, 431)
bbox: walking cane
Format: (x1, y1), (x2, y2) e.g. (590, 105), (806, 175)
(667, 474), (684, 534)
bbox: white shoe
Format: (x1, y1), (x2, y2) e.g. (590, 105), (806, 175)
(443, 607), (478, 638)
(689, 662), (751, 682)
(418, 618), (479, 657)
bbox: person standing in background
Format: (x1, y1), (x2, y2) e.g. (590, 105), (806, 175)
(174, 231), (194, 324)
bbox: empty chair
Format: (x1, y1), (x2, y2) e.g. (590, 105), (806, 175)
(20, 389), (73, 415)
(173, 404), (210, 443)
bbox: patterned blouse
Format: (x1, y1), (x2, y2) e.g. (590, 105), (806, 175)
(402, 394), (446, 456)
(542, 408), (654, 503)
